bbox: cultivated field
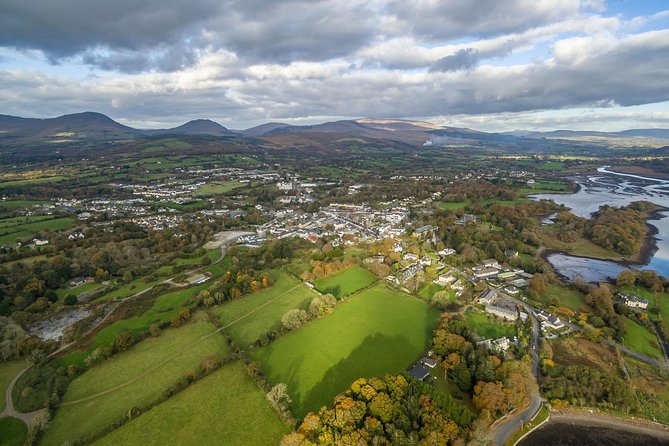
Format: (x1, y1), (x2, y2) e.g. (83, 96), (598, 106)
(43, 321), (230, 446)
(313, 265), (377, 298)
(252, 283), (440, 417)
(214, 271), (315, 347)
(93, 361), (288, 446)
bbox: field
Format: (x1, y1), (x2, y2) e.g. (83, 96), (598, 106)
(0, 417), (27, 446)
(0, 176), (67, 187)
(542, 283), (588, 313)
(417, 282), (452, 301)
(213, 271), (315, 347)
(43, 321), (230, 446)
(93, 361), (288, 446)
(0, 361), (27, 412)
(624, 286), (669, 333)
(464, 310), (516, 340)
(194, 181), (243, 196)
(623, 318), (663, 360)
(313, 265), (378, 298)
(0, 216), (76, 245)
(538, 229), (624, 260)
(0, 200), (50, 209)
(252, 283), (440, 417)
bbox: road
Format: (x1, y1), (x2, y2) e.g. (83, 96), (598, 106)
(0, 365), (43, 424)
(488, 291), (544, 445)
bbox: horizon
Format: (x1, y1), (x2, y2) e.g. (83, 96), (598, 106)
(3, 110), (669, 134)
(0, 1), (668, 132)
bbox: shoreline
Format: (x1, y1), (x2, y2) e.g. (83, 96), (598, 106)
(539, 206), (668, 282)
(533, 409), (669, 439)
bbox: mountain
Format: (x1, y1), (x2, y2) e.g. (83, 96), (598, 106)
(0, 112), (236, 142)
(238, 122), (292, 137)
(149, 119), (236, 137)
(0, 111), (140, 141)
(503, 128), (669, 140)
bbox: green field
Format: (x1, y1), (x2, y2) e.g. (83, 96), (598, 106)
(214, 271), (315, 347)
(0, 216), (76, 245)
(93, 361), (288, 446)
(543, 283), (588, 313)
(43, 321), (230, 446)
(0, 200), (50, 209)
(0, 361), (27, 412)
(464, 310), (516, 340)
(0, 417), (28, 446)
(194, 181), (244, 196)
(313, 265), (377, 299)
(0, 176), (67, 187)
(252, 283), (440, 417)
(417, 282), (451, 301)
(623, 318), (663, 360)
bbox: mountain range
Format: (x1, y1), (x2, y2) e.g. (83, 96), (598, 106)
(1, 111), (668, 150)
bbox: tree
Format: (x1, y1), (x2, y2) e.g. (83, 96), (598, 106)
(113, 331), (135, 352)
(473, 381), (508, 414)
(529, 274), (547, 297)
(63, 294), (77, 306)
(616, 270), (637, 288)
(267, 383), (292, 411)
(282, 309), (308, 330)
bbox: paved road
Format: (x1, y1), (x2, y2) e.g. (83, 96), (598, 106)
(488, 292), (544, 445)
(0, 365), (42, 424)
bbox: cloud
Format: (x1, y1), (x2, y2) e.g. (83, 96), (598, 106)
(429, 49), (479, 72)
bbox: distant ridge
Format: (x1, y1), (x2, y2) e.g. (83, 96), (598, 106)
(0, 112), (236, 140)
(149, 119), (236, 137)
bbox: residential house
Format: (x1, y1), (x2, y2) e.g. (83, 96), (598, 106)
(485, 303), (518, 321)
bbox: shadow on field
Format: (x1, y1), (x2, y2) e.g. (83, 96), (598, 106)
(295, 333), (415, 418)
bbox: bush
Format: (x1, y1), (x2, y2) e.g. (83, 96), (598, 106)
(63, 294), (78, 306)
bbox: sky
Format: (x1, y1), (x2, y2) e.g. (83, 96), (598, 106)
(0, 0), (668, 132)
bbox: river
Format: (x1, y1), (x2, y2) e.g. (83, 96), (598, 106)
(532, 166), (669, 281)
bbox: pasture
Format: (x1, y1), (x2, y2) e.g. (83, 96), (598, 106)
(252, 283), (440, 417)
(0, 216), (76, 245)
(464, 310), (516, 340)
(93, 361), (288, 446)
(623, 318), (663, 360)
(0, 417), (27, 446)
(313, 265), (377, 299)
(43, 321), (230, 446)
(214, 271), (315, 347)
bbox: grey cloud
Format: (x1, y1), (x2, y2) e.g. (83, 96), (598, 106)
(429, 48), (479, 72)
(387, 0), (583, 40)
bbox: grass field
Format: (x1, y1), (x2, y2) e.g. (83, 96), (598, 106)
(194, 181), (244, 196)
(0, 200), (50, 209)
(0, 361), (27, 412)
(313, 265), (377, 299)
(543, 283), (588, 313)
(538, 229), (623, 260)
(0, 216), (76, 245)
(623, 318), (663, 360)
(43, 321), (230, 446)
(0, 417), (28, 446)
(214, 271), (315, 347)
(252, 283), (440, 417)
(0, 176), (67, 187)
(93, 361), (288, 446)
(417, 282), (452, 302)
(464, 310), (516, 340)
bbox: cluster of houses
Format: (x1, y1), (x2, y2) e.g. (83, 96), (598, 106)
(618, 292), (649, 311)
